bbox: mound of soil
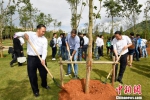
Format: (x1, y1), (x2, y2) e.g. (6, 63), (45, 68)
(59, 79), (117, 100)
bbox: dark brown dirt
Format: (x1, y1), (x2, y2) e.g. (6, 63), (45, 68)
(59, 79), (117, 100)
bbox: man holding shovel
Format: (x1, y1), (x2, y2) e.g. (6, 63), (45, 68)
(113, 31), (132, 84)
(65, 29), (80, 78)
(15, 24), (50, 97)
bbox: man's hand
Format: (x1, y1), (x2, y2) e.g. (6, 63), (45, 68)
(70, 56), (73, 61)
(24, 33), (29, 40)
(115, 56), (119, 62)
(21, 51), (23, 53)
(122, 45), (128, 51)
(41, 59), (45, 66)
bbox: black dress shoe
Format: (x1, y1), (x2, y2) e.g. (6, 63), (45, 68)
(34, 92), (39, 97)
(42, 86), (50, 90)
(10, 63), (13, 67)
(117, 79), (123, 84)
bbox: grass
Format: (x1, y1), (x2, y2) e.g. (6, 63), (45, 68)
(0, 39), (150, 100)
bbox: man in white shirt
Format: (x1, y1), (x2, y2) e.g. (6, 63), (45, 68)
(51, 33), (57, 60)
(141, 38), (148, 57)
(95, 36), (103, 60)
(94, 35), (99, 58)
(15, 24), (50, 97)
(113, 31), (132, 84)
(100, 35), (104, 56)
(19, 37), (25, 56)
(82, 34), (89, 60)
(57, 34), (63, 57)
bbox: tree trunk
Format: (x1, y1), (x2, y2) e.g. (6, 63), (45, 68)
(85, 0), (93, 94)
(111, 16), (114, 36)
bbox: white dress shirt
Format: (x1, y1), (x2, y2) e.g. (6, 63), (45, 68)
(19, 37), (25, 46)
(83, 36), (89, 45)
(53, 37), (57, 48)
(57, 37), (62, 47)
(95, 37), (103, 47)
(15, 32), (48, 60)
(113, 35), (132, 55)
(141, 39), (147, 46)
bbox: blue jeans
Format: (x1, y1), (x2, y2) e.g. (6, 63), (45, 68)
(94, 46), (98, 58)
(78, 48), (82, 61)
(61, 46), (68, 60)
(142, 46), (148, 57)
(135, 46), (141, 60)
(67, 49), (78, 76)
(58, 45), (62, 56)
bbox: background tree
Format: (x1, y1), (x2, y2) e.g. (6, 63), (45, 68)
(144, 0), (150, 39)
(66, 0), (86, 29)
(17, 0), (39, 31)
(0, 0), (15, 43)
(121, 0), (142, 33)
(103, 0), (123, 36)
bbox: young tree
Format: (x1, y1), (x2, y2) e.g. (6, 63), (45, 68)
(103, 0), (123, 36)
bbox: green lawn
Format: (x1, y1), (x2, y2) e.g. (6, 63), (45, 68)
(0, 39), (150, 100)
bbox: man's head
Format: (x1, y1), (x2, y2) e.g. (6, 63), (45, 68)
(136, 34), (140, 38)
(71, 29), (77, 38)
(100, 35), (104, 39)
(53, 33), (57, 38)
(78, 32), (83, 37)
(60, 33), (63, 38)
(97, 35), (99, 38)
(130, 32), (134, 37)
(37, 24), (46, 37)
(114, 31), (122, 40)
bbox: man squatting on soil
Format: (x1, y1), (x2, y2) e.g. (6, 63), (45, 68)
(113, 31), (132, 84)
(15, 24), (50, 97)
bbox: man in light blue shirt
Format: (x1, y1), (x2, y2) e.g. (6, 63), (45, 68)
(65, 29), (80, 78)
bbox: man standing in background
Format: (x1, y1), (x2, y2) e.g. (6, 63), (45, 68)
(51, 33), (57, 60)
(57, 34), (63, 57)
(100, 35), (104, 57)
(78, 32), (84, 61)
(82, 33), (89, 60)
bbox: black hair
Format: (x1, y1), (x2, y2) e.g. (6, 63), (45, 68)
(36, 24), (46, 29)
(83, 33), (86, 36)
(97, 35), (99, 37)
(100, 35), (103, 38)
(71, 29), (77, 34)
(136, 34), (140, 37)
(114, 31), (122, 35)
(53, 33), (56, 36)
(130, 32), (134, 36)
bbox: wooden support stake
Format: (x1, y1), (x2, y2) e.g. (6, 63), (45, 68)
(111, 64), (115, 87)
(59, 58), (64, 87)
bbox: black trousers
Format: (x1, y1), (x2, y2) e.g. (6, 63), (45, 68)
(82, 45), (88, 60)
(52, 47), (57, 58)
(98, 46), (102, 57)
(115, 53), (128, 81)
(10, 50), (22, 66)
(27, 55), (47, 94)
(101, 45), (103, 56)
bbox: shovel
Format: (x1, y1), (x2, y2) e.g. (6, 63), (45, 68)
(102, 50), (124, 84)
